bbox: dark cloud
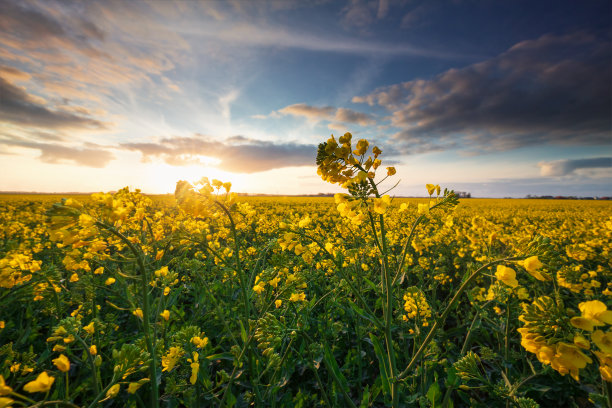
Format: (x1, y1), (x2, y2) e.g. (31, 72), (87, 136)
(538, 157), (612, 177)
(353, 32), (611, 153)
(121, 136), (316, 173)
(0, 77), (108, 130)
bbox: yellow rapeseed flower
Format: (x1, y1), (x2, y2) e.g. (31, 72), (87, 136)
(191, 336), (209, 348)
(0, 375), (12, 396)
(52, 354), (70, 372)
(161, 346), (184, 372)
(0, 397), (14, 408)
(83, 321), (95, 335)
(591, 330), (612, 354)
(522, 256), (549, 281)
(579, 300), (612, 326)
(133, 309), (143, 320)
(160, 310), (170, 321)
(289, 292), (306, 302)
(23, 372), (55, 393)
(106, 383), (120, 398)
(89, 345), (97, 355)
(105, 277), (115, 285)
(495, 265), (519, 288)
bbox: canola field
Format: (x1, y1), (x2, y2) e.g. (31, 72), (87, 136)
(0, 135), (611, 408)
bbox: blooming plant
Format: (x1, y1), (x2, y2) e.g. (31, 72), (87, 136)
(0, 134), (609, 407)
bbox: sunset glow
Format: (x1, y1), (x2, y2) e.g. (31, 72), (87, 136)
(0, 0), (610, 196)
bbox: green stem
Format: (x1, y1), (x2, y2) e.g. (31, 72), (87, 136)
(398, 256), (523, 380)
(95, 222), (159, 408)
(86, 374), (118, 408)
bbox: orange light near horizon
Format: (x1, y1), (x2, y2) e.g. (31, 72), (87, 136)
(145, 161), (250, 195)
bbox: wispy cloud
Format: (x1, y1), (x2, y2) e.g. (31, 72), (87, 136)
(538, 157), (612, 177)
(278, 103), (376, 126)
(121, 135), (316, 173)
(354, 32), (611, 154)
(0, 136), (114, 168)
(0, 76), (109, 130)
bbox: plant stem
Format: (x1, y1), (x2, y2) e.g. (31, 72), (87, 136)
(398, 256), (523, 380)
(95, 222), (159, 408)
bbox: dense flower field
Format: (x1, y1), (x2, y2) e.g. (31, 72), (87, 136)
(0, 134), (611, 407)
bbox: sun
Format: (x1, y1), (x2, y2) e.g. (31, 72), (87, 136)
(144, 159), (249, 195)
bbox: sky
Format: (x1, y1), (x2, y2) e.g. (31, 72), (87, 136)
(0, 0), (610, 197)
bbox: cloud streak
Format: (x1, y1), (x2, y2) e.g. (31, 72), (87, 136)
(278, 103), (376, 126)
(538, 157), (612, 177)
(0, 136), (115, 168)
(121, 135), (316, 173)
(0, 76), (108, 130)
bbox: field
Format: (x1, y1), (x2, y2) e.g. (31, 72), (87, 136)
(0, 136), (611, 408)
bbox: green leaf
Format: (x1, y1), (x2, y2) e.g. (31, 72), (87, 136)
(239, 321), (247, 343)
(359, 385), (370, 408)
(427, 382), (442, 407)
(368, 333), (391, 398)
(347, 301), (379, 327)
(322, 344), (349, 391)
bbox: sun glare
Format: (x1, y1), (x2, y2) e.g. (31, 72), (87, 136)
(146, 161), (250, 194)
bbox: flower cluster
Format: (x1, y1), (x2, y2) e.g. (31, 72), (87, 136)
(402, 287), (432, 326)
(316, 133), (395, 194)
(518, 296), (612, 382)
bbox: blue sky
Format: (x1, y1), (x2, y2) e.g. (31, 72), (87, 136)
(0, 0), (610, 197)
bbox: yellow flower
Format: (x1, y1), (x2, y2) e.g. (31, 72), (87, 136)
(571, 317), (595, 331)
(160, 310), (170, 321)
(23, 372), (55, 393)
(133, 309), (143, 320)
(373, 195), (391, 215)
(93, 266), (104, 274)
(289, 292), (306, 302)
(105, 277), (115, 285)
(522, 256), (549, 281)
(191, 336), (209, 348)
(0, 321), (4, 329)
(551, 343), (592, 382)
(417, 203), (430, 215)
(106, 383), (120, 398)
(426, 184), (436, 195)
(83, 321), (95, 335)
(495, 265), (518, 288)
(275, 299), (282, 308)
(269, 277), (280, 288)
(579, 300), (612, 326)
(573, 335), (590, 350)
(161, 346), (184, 372)
(52, 345), (66, 352)
(594, 351), (612, 382)
(353, 139), (369, 155)
(0, 397), (14, 408)
(89, 345), (97, 355)
(252, 282), (265, 294)
(0, 375), (12, 396)
(163, 287), (170, 296)
(52, 354), (70, 372)
(188, 352), (199, 385)
(128, 382), (141, 394)
(386, 167), (396, 176)
(591, 330), (612, 354)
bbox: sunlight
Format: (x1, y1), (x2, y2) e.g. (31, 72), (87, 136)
(145, 159), (251, 194)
